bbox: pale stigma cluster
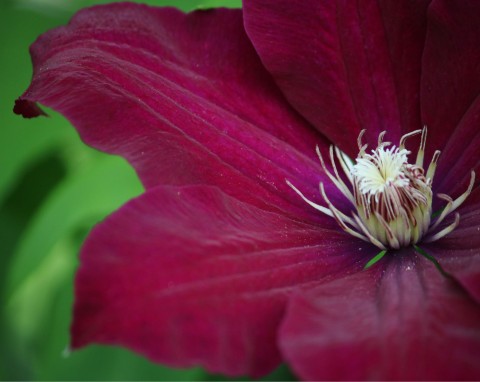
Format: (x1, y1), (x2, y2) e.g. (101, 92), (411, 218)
(288, 128), (475, 250)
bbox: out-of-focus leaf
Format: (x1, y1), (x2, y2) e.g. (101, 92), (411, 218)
(6, 236), (76, 347)
(1, 6), (75, 379)
(14, 0), (241, 17)
(195, 0), (242, 9)
(5, 153), (143, 298)
(0, 154), (66, 273)
(0, 6), (72, 205)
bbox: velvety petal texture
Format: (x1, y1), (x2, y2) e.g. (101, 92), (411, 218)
(280, 253), (480, 380)
(72, 185), (364, 376)
(14, 0), (480, 380)
(427, 188), (480, 303)
(421, 0), (480, 194)
(14, 4), (330, 217)
(243, 0), (431, 156)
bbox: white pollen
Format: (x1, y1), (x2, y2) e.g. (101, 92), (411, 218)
(352, 146), (410, 196)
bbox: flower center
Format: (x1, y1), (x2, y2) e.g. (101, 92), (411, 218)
(287, 128), (475, 250)
(353, 146), (412, 195)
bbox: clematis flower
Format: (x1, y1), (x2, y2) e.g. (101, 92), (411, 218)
(14, 0), (480, 380)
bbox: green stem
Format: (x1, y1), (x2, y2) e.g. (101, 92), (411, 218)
(413, 245), (450, 278)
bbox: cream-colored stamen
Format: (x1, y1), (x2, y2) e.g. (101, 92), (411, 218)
(287, 127), (475, 250)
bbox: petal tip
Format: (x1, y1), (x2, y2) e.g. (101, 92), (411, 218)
(13, 98), (47, 118)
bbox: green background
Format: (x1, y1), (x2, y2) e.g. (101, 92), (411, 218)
(0, 0), (294, 379)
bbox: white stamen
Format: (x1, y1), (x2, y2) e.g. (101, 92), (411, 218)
(335, 146), (354, 184)
(415, 125), (428, 168)
(399, 129), (422, 149)
(425, 213), (460, 243)
(285, 180), (333, 217)
(287, 127), (475, 251)
(426, 150), (441, 181)
(316, 145), (354, 203)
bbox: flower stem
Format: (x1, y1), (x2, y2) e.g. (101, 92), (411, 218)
(413, 245), (450, 278)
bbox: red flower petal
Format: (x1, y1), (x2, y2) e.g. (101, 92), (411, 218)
(72, 185), (364, 377)
(432, 96), (480, 197)
(426, 188), (480, 303)
(279, 252), (480, 380)
(421, 0), (480, 195)
(14, 3), (327, 215)
(243, 0), (430, 156)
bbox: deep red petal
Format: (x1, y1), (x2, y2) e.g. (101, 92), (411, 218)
(71, 185), (364, 377)
(422, 0), (480, 192)
(14, 3), (327, 216)
(432, 96), (480, 196)
(279, 251), (480, 380)
(425, 187), (480, 303)
(243, 0), (430, 156)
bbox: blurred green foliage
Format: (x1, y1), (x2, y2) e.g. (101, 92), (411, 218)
(0, 0), (295, 380)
